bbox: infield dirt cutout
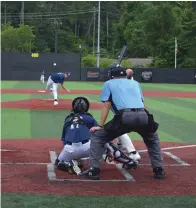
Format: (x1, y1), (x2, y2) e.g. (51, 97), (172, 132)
(1, 139), (196, 196)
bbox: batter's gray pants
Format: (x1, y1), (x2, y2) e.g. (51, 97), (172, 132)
(89, 110), (163, 169)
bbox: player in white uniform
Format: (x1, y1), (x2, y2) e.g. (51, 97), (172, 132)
(40, 70), (45, 83)
(45, 72), (71, 105)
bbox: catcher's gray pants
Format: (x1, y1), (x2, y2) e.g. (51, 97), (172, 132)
(89, 110), (163, 169)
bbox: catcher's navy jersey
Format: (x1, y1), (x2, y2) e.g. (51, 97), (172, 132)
(61, 113), (98, 144)
(51, 73), (65, 84)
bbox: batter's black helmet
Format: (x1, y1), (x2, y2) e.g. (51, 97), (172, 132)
(72, 97), (89, 113)
(108, 66), (127, 79)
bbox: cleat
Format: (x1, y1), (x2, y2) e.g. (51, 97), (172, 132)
(54, 101), (58, 105)
(80, 167), (100, 180)
(153, 167), (166, 179)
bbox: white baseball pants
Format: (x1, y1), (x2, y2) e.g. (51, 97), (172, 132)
(40, 75), (45, 83)
(58, 141), (90, 162)
(46, 76), (58, 100)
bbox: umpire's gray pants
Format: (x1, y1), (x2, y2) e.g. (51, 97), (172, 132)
(89, 110), (163, 169)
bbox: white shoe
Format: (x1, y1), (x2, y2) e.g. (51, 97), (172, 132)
(128, 151), (141, 161)
(54, 101), (58, 105)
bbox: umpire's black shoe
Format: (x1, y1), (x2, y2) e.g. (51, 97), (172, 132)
(80, 167), (100, 180)
(153, 167), (165, 179)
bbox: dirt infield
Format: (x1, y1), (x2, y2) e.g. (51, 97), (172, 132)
(2, 88), (196, 98)
(1, 99), (102, 110)
(1, 139), (196, 196)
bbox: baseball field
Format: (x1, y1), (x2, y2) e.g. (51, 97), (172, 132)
(1, 81), (196, 208)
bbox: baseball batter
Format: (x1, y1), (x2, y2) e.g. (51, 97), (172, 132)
(45, 72), (71, 105)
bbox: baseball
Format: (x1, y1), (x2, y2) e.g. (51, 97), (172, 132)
(53, 63), (56, 66)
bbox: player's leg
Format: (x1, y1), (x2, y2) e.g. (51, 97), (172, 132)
(56, 145), (77, 172)
(77, 141), (90, 159)
(40, 75), (44, 84)
(117, 134), (141, 161)
(52, 83), (58, 105)
(45, 76), (53, 90)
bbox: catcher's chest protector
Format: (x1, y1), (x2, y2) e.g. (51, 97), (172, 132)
(67, 113), (90, 129)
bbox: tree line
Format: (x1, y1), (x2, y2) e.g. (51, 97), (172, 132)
(1, 1), (196, 68)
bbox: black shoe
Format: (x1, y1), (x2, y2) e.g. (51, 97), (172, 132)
(80, 167), (100, 180)
(55, 158), (60, 166)
(153, 167), (165, 179)
(123, 161), (138, 170)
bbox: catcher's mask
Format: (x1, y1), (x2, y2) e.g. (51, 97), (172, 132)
(72, 97), (89, 113)
(108, 66), (127, 79)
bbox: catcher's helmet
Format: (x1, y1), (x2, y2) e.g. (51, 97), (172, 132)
(72, 97), (89, 113)
(108, 66), (127, 79)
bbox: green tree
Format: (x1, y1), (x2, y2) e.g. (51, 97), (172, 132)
(1, 23), (35, 52)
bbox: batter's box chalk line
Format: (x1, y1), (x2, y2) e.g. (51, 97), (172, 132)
(138, 144), (196, 153)
(47, 151), (136, 182)
(46, 150), (191, 182)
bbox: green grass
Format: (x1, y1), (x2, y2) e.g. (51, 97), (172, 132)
(1, 82), (196, 142)
(2, 194), (196, 208)
(1, 81), (196, 91)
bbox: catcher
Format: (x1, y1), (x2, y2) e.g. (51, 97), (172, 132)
(55, 97), (138, 175)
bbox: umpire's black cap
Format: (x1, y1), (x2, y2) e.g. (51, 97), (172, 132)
(108, 66), (127, 79)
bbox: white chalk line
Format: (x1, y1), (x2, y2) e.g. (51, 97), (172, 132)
(102, 154), (136, 182)
(47, 151), (58, 181)
(50, 178), (132, 182)
(0, 149), (15, 152)
(138, 144), (196, 153)
(164, 152), (190, 166)
(1, 162), (48, 165)
(1, 162), (191, 167)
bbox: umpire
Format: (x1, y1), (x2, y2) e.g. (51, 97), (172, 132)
(80, 66), (165, 180)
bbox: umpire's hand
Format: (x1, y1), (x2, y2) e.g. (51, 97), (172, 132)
(90, 126), (102, 133)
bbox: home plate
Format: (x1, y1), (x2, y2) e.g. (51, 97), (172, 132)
(38, 90), (46, 93)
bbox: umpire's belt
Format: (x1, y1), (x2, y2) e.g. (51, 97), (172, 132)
(64, 140), (89, 145)
(119, 108), (144, 113)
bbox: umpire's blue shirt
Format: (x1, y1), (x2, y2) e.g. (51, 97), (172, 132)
(101, 78), (144, 114)
(51, 73), (65, 84)
(61, 113), (98, 144)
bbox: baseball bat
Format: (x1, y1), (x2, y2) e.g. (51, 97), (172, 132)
(116, 45), (127, 67)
